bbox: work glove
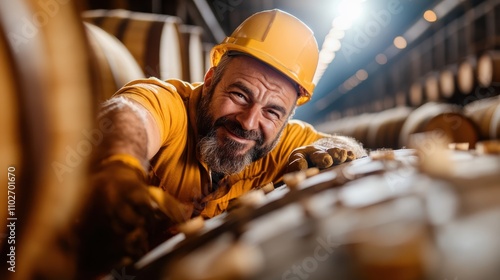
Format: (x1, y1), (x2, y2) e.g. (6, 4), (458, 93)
(147, 187), (205, 243)
(77, 154), (166, 278)
(287, 145), (356, 173)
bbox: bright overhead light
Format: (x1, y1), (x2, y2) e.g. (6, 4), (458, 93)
(423, 10), (437, 22)
(322, 38), (341, 52)
(337, 0), (364, 21)
(332, 16), (353, 30)
(375, 53), (387, 65)
(332, 0), (365, 30)
(328, 29), (345, 40)
(343, 80), (354, 91)
(356, 69), (368, 81)
(319, 50), (335, 64)
(394, 36), (407, 49)
(314, 0), (366, 85)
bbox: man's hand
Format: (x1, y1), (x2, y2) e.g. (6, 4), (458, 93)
(287, 145), (355, 172)
(77, 158), (162, 277)
(286, 136), (367, 173)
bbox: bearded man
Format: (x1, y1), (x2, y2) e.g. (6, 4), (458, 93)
(77, 9), (366, 277)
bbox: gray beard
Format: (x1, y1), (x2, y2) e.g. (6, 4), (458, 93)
(198, 130), (253, 174)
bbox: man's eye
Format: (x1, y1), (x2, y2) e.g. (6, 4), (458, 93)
(229, 92), (247, 102)
(232, 92), (245, 99)
(267, 110), (281, 119)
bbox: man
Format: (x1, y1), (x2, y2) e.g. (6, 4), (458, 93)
(77, 9), (366, 277)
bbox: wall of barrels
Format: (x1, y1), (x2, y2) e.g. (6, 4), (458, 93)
(0, 1), (96, 279)
(317, 0), (500, 151)
(82, 9), (212, 100)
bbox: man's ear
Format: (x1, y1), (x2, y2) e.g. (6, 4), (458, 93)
(204, 67), (215, 88)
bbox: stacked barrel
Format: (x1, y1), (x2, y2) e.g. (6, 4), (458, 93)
(82, 9), (208, 86)
(318, 0), (500, 151)
(84, 21), (145, 102)
(0, 1), (96, 279)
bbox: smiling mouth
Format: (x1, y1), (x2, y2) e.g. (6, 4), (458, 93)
(221, 126), (251, 143)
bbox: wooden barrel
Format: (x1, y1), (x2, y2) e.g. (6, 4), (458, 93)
(382, 94), (395, 111)
(424, 72), (441, 102)
(179, 25), (205, 83)
(0, 17), (22, 230)
(0, 0), (95, 279)
(316, 114), (372, 146)
(438, 65), (459, 100)
(457, 55), (478, 95)
(477, 50), (500, 88)
(82, 9), (184, 80)
(351, 114), (373, 146)
(84, 22), (144, 102)
(409, 80), (425, 107)
(424, 113), (479, 148)
(317, 114), (358, 138)
(464, 96), (500, 140)
(80, 8), (107, 25)
(395, 90), (409, 107)
(372, 100), (385, 113)
(366, 107), (413, 150)
(399, 102), (479, 148)
(315, 117), (350, 137)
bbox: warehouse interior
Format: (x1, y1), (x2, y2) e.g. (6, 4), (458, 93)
(1, 0), (500, 279)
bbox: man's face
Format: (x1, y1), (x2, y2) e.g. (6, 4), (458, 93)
(197, 55), (298, 175)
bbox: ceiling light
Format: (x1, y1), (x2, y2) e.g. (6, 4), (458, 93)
(323, 38), (341, 52)
(319, 50), (335, 64)
(375, 54), (387, 65)
(423, 10), (437, 22)
(328, 29), (345, 40)
(356, 69), (368, 81)
(337, 0), (364, 21)
(393, 36), (407, 49)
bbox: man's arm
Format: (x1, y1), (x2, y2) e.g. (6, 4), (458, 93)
(77, 96), (164, 277)
(93, 96), (161, 166)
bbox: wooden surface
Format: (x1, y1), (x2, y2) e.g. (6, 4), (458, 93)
(122, 146), (500, 280)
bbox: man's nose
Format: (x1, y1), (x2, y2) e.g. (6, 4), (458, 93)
(236, 106), (260, 131)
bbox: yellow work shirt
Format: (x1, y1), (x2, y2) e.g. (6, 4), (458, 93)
(115, 77), (328, 219)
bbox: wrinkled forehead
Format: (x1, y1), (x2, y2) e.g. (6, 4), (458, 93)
(224, 53), (299, 98)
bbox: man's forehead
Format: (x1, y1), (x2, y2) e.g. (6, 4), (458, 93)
(224, 55), (298, 94)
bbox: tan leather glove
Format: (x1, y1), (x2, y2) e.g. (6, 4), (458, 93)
(77, 154), (168, 277)
(287, 145), (356, 173)
(287, 136), (367, 173)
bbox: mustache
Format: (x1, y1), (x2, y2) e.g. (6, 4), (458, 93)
(214, 117), (263, 145)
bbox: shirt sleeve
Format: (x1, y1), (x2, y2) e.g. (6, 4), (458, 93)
(113, 78), (187, 146)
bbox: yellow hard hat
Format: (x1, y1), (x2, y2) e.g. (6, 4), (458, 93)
(210, 9), (319, 106)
